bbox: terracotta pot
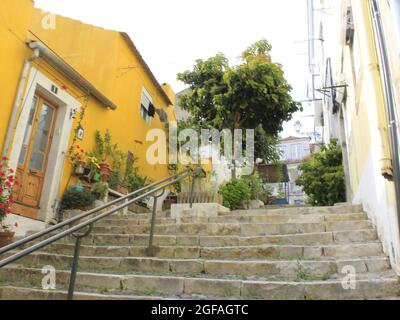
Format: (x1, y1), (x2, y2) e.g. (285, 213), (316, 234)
(116, 185), (129, 195)
(99, 163), (111, 182)
(0, 231), (15, 248)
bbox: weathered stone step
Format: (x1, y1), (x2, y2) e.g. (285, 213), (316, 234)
(207, 213), (368, 224)
(50, 229), (377, 247)
(10, 242), (384, 264)
(228, 205), (363, 216)
(91, 221), (372, 236)
(4, 250), (391, 277)
(0, 286), (163, 300)
(1, 266), (398, 300)
(95, 213), (368, 227)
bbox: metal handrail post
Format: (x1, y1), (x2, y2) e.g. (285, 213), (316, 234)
(147, 189), (166, 257)
(67, 224), (93, 300)
(189, 175), (196, 209)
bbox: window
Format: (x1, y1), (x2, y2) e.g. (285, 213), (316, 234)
(140, 87), (152, 125)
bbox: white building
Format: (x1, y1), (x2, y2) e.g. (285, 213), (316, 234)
(277, 136), (312, 205)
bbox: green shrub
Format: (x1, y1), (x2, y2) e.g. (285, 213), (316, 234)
(219, 179), (251, 210)
(61, 189), (95, 210)
(126, 173), (148, 192)
(108, 170), (122, 190)
(91, 182), (108, 200)
(242, 172), (270, 201)
(296, 139), (346, 206)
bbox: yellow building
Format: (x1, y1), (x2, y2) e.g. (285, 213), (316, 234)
(1, 0), (175, 232)
(310, 0), (400, 273)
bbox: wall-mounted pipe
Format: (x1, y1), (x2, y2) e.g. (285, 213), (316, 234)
(27, 40), (117, 110)
(371, 0), (400, 240)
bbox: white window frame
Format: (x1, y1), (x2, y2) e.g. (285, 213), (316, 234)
(140, 87), (153, 125)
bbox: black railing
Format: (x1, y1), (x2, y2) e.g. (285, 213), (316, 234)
(0, 168), (200, 300)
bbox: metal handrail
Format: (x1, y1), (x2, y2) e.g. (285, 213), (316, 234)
(0, 171), (186, 256)
(0, 169), (197, 299)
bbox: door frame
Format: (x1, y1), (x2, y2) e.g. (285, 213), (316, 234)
(15, 95), (58, 211)
(8, 67), (81, 222)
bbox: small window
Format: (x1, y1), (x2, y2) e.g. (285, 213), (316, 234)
(140, 88), (152, 125)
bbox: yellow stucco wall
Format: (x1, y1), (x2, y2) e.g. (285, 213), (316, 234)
(0, 0), (34, 153)
(1, 1), (176, 213)
(29, 9), (175, 189)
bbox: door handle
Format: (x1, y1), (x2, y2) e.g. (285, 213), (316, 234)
(29, 170), (39, 174)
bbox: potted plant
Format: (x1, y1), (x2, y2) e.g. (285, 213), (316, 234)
(87, 156), (101, 183)
(61, 188), (95, 211)
(93, 130), (117, 182)
(91, 182), (108, 200)
(0, 156), (19, 247)
(70, 144), (86, 176)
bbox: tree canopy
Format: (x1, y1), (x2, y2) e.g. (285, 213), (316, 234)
(177, 39), (300, 134)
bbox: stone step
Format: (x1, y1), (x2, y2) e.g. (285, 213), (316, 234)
(95, 213), (368, 227)
(1, 266), (398, 300)
(50, 229), (377, 247)
(5, 250), (391, 277)
(90, 221), (373, 236)
(10, 242), (384, 264)
(227, 205), (363, 216)
(0, 286), (163, 300)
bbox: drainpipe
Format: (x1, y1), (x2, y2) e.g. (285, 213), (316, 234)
(371, 0), (400, 238)
(1, 48), (40, 158)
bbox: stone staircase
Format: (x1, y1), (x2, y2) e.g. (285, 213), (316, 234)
(0, 204), (399, 300)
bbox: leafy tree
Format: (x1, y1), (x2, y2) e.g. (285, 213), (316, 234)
(296, 139), (346, 206)
(177, 39), (300, 177)
(254, 125), (281, 163)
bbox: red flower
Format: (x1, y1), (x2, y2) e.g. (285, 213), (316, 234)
(8, 175), (14, 182)
(5, 181), (11, 188)
(0, 203), (8, 209)
(1, 156), (7, 161)
(77, 156), (82, 161)
(6, 209), (12, 215)
(0, 164), (3, 169)
(0, 172), (4, 178)
(8, 168), (14, 174)
(0, 189), (3, 195)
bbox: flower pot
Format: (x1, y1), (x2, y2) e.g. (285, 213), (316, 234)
(74, 163), (85, 176)
(99, 163), (111, 182)
(92, 172), (101, 182)
(0, 231), (15, 248)
(116, 185), (129, 195)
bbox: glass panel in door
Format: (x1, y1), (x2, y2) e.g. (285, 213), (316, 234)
(29, 103), (55, 172)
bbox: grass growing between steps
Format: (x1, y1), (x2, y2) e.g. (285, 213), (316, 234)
(294, 261), (333, 282)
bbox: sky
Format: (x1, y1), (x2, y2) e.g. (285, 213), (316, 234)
(34, 0), (314, 137)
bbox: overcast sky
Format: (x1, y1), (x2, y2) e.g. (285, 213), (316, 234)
(34, 0), (313, 137)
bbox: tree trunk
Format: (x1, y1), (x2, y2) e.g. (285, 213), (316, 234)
(231, 113), (242, 180)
